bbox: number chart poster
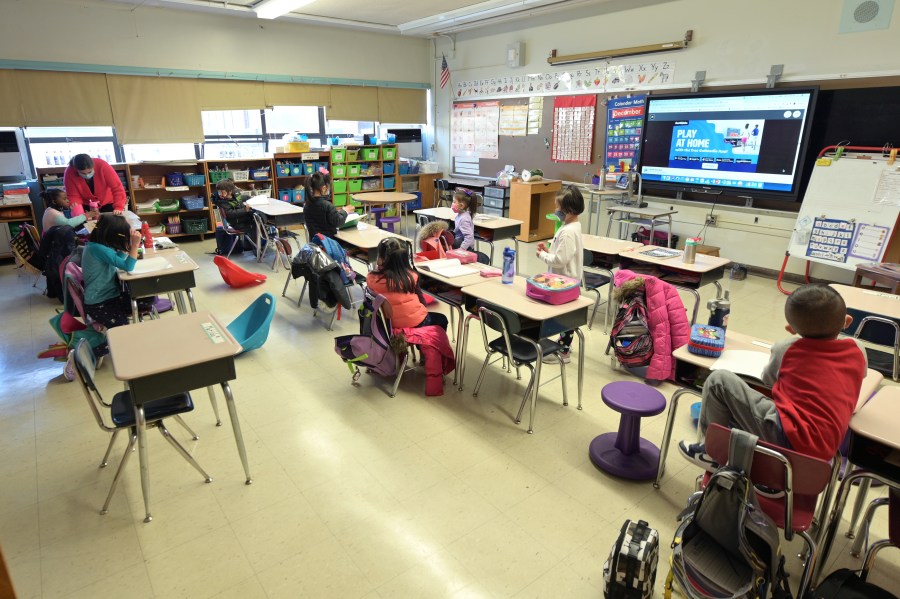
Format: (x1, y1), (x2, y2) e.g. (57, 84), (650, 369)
(551, 95), (596, 163)
(606, 95), (645, 173)
(805, 218), (856, 263)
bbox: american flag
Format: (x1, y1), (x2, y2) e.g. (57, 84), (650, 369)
(440, 55), (450, 89)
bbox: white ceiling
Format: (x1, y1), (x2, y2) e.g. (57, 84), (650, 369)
(98, 0), (636, 35)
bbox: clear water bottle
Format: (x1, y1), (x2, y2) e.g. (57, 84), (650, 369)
(502, 247), (516, 284)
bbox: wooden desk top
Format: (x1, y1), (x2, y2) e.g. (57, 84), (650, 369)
(673, 330), (772, 369)
(336, 225), (407, 250)
(582, 186), (629, 197)
(606, 206), (677, 218)
(473, 214), (523, 229)
(251, 199), (303, 216)
(582, 235), (640, 256)
(352, 192), (418, 205)
(831, 284), (900, 319)
(447, 177), (489, 188)
(117, 249), (198, 281)
(417, 262), (497, 288)
(108, 311), (240, 381)
(619, 246), (732, 273)
(461, 276), (593, 321)
(851, 386), (900, 449)
(414, 207), (454, 219)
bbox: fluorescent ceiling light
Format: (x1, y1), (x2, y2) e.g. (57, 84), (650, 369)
(254, 0), (316, 20)
(397, 0), (584, 35)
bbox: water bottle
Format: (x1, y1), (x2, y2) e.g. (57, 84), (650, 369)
(683, 237), (697, 264)
(707, 290), (731, 330)
(141, 221), (153, 250)
(501, 247), (516, 284)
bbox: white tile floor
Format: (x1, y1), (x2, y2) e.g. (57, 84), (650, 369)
(2, 230), (899, 598)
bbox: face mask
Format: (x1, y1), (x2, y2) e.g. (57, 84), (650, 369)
(451, 203), (460, 214)
(554, 210), (566, 221)
(80, 171), (94, 180)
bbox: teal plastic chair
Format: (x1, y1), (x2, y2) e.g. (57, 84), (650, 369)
(227, 293), (276, 353)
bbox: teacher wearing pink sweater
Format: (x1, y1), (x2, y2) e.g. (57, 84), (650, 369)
(63, 154), (127, 216)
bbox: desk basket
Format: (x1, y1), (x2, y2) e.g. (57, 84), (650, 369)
(231, 170), (250, 182)
(209, 170), (231, 184)
(250, 168), (270, 180)
(165, 172), (184, 186)
(156, 198), (180, 213)
(183, 174), (206, 186)
(182, 218), (209, 234)
(165, 222), (182, 235)
(180, 195), (205, 210)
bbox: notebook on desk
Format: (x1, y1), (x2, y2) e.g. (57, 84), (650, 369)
(417, 259), (478, 278)
(710, 350), (771, 382)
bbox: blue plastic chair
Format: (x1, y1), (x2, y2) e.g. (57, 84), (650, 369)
(227, 293), (276, 353)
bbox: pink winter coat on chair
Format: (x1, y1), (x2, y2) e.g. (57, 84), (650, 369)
(614, 269), (690, 381)
(394, 325), (456, 396)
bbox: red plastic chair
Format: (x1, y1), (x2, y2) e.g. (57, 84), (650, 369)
(704, 423), (839, 597)
(214, 255), (267, 288)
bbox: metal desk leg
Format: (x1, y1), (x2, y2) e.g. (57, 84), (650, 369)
(174, 292), (187, 315)
(574, 328), (585, 410)
(586, 196), (593, 236)
(221, 381), (252, 485)
(605, 213), (614, 237)
(130, 392), (153, 522)
(131, 298), (140, 323)
(674, 285), (701, 325)
(450, 304), (463, 386)
(513, 238), (520, 273)
(667, 215), (672, 248)
(846, 477), (872, 539)
(458, 313), (479, 390)
(207, 386), (222, 426)
(185, 288), (197, 312)
(655, 387), (702, 489)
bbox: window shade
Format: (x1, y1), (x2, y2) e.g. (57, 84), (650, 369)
(107, 75), (203, 144)
(377, 88), (426, 124)
(0, 70), (23, 126)
(17, 71), (113, 126)
(196, 80), (266, 110)
(327, 86), (378, 121)
(263, 83), (331, 108)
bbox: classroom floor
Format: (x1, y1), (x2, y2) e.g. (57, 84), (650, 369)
(2, 230), (899, 599)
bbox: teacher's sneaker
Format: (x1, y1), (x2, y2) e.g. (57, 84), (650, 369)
(678, 441), (718, 473)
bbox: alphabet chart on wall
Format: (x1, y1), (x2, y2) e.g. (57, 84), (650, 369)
(551, 95), (596, 163)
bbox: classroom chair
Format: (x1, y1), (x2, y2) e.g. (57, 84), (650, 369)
(582, 248), (612, 331)
(70, 339), (212, 517)
(226, 293), (276, 353)
(850, 488), (900, 585)
(472, 301), (568, 434)
(844, 308), (900, 381)
(10, 222), (43, 288)
(216, 206), (256, 259)
(434, 178), (452, 208)
(703, 423), (840, 598)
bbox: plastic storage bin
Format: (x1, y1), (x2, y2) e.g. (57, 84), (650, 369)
(302, 163), (315, 175)
(383, 176), (395, 189)
(182, 218), (209, 234)
(183, 174), (206, 186)
(332, 164), (347, 178)
(209, 170), (231, 184)
(360, 147), (380, 161)
(231, 169), (250, 181)
(399, 163), (411, 175)
(332, 180), (348, 194)
(250, 168), (270, 180)
(279, 189), (292, 202)
(382, 147), (397, 160)
(331, 148), (346, 163)
(166, 172), (184, 186)
(406, 191), (422, 210)
(348, 164), (361, 177)
(383, 162), (395, 175)
(293, 188), (305, 203)
(346, 149), (359, 161)
(333, 194), (348, 207)
(275, 163), (291, 177)
(290, 164), (303, 176)
(180, 195), (205, 210)
(348, 179), (363, 193)
(165, 222), (182, 235)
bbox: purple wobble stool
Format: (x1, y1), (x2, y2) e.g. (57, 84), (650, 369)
(589, 381), (666, 480)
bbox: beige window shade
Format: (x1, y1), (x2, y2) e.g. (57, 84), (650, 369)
(17, 71), (113, 127)
(0, 70), (23, 126)
(263, 83), (331, 108)
(377, 88), (426, 124)
(107, 75), (203, 144)
(196, 80), (266, 110)
(327, 86), (378, 121)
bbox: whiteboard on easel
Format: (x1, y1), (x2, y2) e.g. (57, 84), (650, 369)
(787, 157), (900, 271)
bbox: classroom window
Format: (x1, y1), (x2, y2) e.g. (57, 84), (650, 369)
(325, 119), (376, 139)
(25, 126), (119, 168)
(123, 143), (197, 163)
(203, 142), (267, 160)
(201, 110), (263, 136)
(263, 106), (320, 136)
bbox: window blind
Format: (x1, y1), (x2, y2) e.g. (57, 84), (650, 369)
(106, 75), (203, 144)
(377, 87), (426, 124)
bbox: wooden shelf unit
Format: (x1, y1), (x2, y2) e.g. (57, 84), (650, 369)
(400, 172), (443, 208)
(330, 144), (399, 207)
(272, 151), (330, 207)
(509, 179), (562, 242)
(126, 161), (214, 239)
(0, 197), (36, 259)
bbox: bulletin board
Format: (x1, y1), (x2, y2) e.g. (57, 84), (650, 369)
(452, 92), (617, 181)
(787, 155), (900, 271)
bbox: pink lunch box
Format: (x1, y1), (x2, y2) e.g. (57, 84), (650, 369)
(525, 273), (581, 304)
(445, 249), (477, 264)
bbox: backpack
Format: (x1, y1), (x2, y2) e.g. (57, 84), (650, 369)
(608, 293), (653, 368)
(665, 429), (789, 599)
(334, 293), (403, 379)
(604, 519), (659, 599)
(811, 568), (899, 599)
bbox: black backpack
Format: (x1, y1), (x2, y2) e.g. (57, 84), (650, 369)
(665, 429), (789, 599)
(810, 569), (898, 599)
(608, 293), (653, 368)
(604, 519), (659, 598)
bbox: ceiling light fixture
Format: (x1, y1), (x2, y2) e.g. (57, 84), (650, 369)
(254, 0), (316, 20)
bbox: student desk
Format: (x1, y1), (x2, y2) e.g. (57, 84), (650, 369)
(605, 205), (677, 247)
(250, 199), (304, 266)
(582, 235), (640, 330)
(412, 207), (524, 268)
(852, 262), (900, 294)
(117, 249), (199, 323)
(352, 192), (418, 238)
(457, 276), (592, 430)
(618, 247), (732, 324)
(814, 385), (900, 586)
(447, 177), (489, 194)
(335, 225), (408, 265)
(832, 284), (900, 381)
(417, 263), (496, 384)
(107, 311), (251, 523)
(582, 186), (629, 236)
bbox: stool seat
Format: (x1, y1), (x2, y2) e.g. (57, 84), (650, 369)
(379, 216), (401, 233)
(601, 381), (666, 416)
(590, 381), (666, 480)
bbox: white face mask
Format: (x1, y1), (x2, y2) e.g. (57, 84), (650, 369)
(80, 171), (94, 180)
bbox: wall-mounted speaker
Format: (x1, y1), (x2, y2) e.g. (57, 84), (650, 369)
(839, 0), (895, 33)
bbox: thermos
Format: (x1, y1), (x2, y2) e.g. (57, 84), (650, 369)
(141, 221), (153, 250)
(502, 247), (516, 284)
(707, 289), (731, 330)
(683, 237), (697, 264)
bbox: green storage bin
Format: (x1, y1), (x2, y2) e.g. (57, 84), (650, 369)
(332, 164), (347, 178)
(182, 218), (209, 234)
(209, 170), (231, 184)
(332, 180), (348, 194)
(350, 197), (362, 208)
(382, 147), (397, 160)
(346, 149), (359, 161)
(331, 148), (346, 163)
(348, 179), (362, 193)
(348, 164), (361, 177)
(333, 193), (348, 207)
(360, 147), (380, 161)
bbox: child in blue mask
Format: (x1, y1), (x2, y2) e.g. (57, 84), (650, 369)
(451, 188), (477, 250)
(536, 185), (585, 362)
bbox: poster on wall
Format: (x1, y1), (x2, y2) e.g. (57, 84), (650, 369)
(527, 97), (543, 135)
(454, 61), (675, 100)
(551, 95), (596, 163)
(849, 223), (890, 261)
(451, 102), (500, 159)
(499, 104), (528, 136)
(805, 217), (857, 263)
(605, 95), (645, 174)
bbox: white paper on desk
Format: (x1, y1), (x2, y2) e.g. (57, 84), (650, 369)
(474, 214), (498, 221)
(710, 350), (771, 382)
(128, 257), (173, 274)
(244, 196), (270, 207)
(417, 258), (477, 278)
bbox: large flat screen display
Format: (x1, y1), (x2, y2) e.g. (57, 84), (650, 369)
(639, 88), (817, 199)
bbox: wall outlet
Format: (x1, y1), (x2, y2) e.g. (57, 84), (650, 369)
(705, 214), (718, 227)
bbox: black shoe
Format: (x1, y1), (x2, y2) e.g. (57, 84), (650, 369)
(678, 441), (719, 473)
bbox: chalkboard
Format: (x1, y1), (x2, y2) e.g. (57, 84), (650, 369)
(787, 155), (900, 271)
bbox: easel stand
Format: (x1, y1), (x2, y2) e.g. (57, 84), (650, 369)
(777, 146), (900, 295)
